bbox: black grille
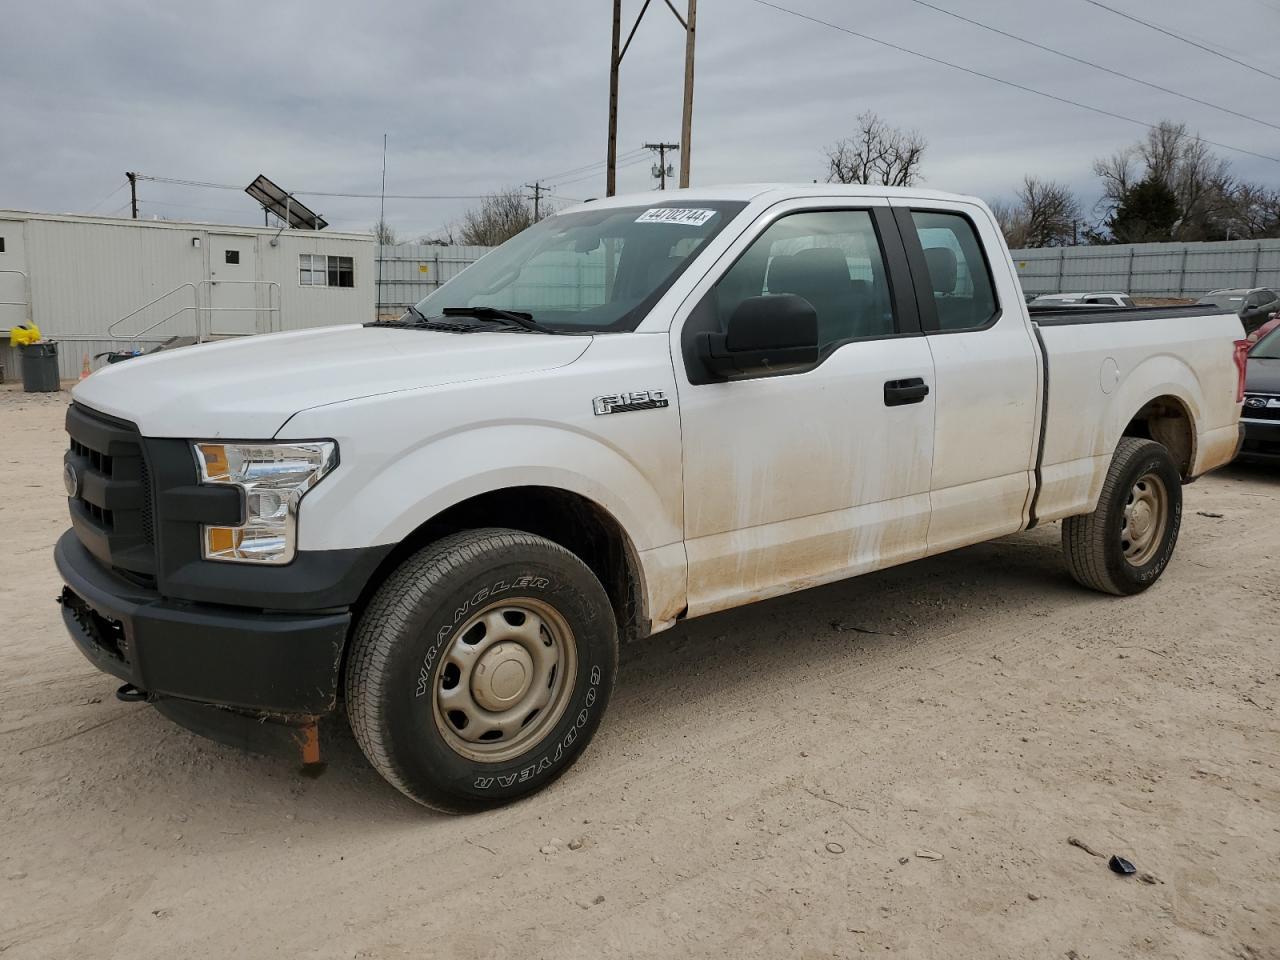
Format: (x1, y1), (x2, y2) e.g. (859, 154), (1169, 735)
(138, 458), (155, 545)
(65, 404), (157, 577)
(1243, 394), (1280, 421)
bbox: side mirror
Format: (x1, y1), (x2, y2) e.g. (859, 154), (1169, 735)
(697, 294), (819, 378)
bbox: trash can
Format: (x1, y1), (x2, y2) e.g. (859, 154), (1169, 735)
(20, 342), (60, 393)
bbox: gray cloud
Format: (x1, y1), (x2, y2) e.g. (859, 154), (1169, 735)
(3, 0), (1277, 239)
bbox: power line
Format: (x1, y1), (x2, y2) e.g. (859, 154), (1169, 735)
(553, 152), (652, 188)
(138, 199), (260, 216)
(1082, 0), (1280, 84)
(134, 173), (588, 202)
(133, 175), (496, 200)
(84, 180), (129, 214)
(538, 147), (648, 184)
(133, 175), (241, 191)
(746, 0), (1280, 164)
(905, 0), (1280, 132)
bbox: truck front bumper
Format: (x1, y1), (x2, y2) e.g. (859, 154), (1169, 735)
(54, 530), (350, 719)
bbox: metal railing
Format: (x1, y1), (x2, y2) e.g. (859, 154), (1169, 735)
(106, 282), (197, 344)
(106, 280), (281, 346)
(203, 280), (281, 338)
(0, 269), (31, 332)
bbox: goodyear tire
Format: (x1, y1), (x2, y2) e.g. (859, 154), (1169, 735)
(1061, 437), (1183, 596)
(345, 528), (618, 812)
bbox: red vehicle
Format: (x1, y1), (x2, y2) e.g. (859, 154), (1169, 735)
(1248, 312), (1280, 345)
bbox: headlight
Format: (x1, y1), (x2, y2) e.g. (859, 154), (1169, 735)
(192, 441), (337, 565)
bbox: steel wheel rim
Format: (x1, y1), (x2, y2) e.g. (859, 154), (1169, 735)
(1120, 470), (1168, 567)
(431, 597), (577, 764)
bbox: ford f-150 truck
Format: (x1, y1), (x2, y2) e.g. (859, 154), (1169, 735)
(55, 185), (1247, 812)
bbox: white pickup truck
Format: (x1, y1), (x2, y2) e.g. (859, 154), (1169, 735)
(56, 185), (1246, 811)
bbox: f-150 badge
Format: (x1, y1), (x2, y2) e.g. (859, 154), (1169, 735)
(592, 390), (670, 416)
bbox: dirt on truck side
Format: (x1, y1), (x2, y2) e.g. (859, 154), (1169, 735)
(1, 383), (1277, 959)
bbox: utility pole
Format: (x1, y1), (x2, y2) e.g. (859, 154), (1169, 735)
(607, 0), (696, 195)
(377, 133), (387, 318)
(679, 0), (697, 189)
(126, 171), (138, 219)
(607, 0), (621, 197)
(644, 142), (680, 189)
(525, 182), (548, 219)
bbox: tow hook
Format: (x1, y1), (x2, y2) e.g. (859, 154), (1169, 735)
(115, 683), (149, 703)
(295, 719), (324, 774)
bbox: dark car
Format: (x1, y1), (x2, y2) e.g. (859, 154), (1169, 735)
(1240, 325), (1280, 462)
(1197, 288), (1280, 335)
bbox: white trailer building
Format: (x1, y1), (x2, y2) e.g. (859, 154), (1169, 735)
(0, 210), (375, 380)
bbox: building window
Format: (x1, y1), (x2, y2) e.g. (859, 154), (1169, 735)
(224, 249), (240, 265)
(299, 254), (354, 287)
(299, 254), (325, 286)
(328, 256), (354, 288)
(0, 237), (5, 253)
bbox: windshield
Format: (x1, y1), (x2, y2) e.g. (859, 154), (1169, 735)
(1253, 326), (1280, 359)
(415, 201), (747, 333)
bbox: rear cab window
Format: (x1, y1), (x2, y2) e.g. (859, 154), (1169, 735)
(906, 210), (999, 332)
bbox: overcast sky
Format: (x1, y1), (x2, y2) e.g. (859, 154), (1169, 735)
(3, 0), (1278, 240)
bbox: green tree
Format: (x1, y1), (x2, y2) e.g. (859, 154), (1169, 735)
(1107, 175), (1180, 243)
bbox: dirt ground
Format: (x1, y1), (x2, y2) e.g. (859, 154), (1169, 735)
(1, 383), (1276, 960)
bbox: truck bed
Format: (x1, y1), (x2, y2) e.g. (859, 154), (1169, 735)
(1029, 304), (1235, 326)
(1030, 305), (1244, 525)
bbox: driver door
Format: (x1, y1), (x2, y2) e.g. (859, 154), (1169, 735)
(673, 199), (936, 618)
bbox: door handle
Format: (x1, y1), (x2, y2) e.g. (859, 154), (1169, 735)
(884, 377), (929, 406)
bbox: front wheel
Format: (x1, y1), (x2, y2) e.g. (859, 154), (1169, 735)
(345, 529), (618, 812)
(1061, 437), (1183, 596)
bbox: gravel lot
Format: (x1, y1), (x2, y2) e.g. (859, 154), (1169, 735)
(1, 383), (1276, 959)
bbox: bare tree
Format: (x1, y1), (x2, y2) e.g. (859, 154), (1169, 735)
(1224, 182), (1280, 239)
(1018, 177), (1082, 247)
(458, 188), (549, 247)
(1093, 121), (1234, 241)
(988, 178), (1081, 248)
(418, 225), (459, 246)
(371, 218), (397, 246)
(987, 197), (1029, 249)
(825, 112), (926, 187)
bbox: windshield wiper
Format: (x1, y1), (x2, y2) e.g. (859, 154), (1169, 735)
(442, 306), (562, 335)
(366, 304), (476, 332)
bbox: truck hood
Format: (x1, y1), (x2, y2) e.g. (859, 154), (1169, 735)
(72, 325), (592, 438)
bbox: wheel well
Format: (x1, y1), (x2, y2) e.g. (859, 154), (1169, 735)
(1122, 395), (1195, 477)
(352, 486), (648, 644)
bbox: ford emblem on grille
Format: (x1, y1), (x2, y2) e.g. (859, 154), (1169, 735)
(63, 461), (80, 498)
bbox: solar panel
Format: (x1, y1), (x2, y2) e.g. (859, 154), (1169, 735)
(245, 174), (328, 230)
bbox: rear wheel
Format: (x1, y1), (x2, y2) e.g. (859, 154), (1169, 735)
(345, 529), (618, 812)
(1061, 437), (1183, 596)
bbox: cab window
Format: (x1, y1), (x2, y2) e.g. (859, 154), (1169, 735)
(909, 210), (999, 331)
(712, 209), (896, 350)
